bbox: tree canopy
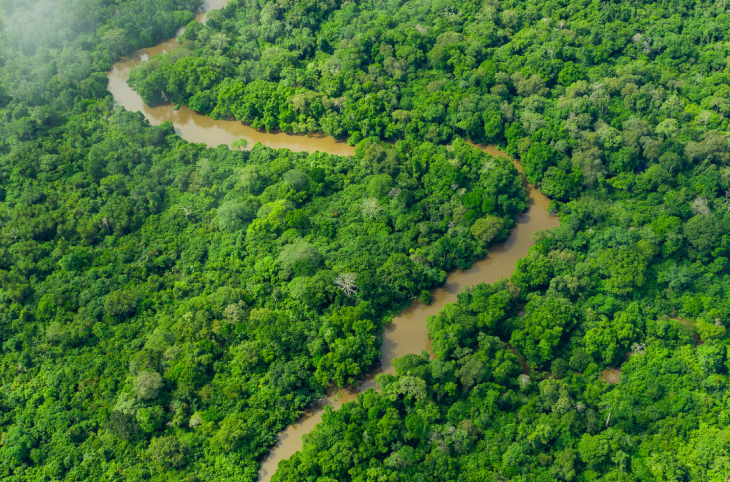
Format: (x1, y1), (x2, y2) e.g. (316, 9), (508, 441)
(0, 94), (525, 480)
(4, 0), (730, 480)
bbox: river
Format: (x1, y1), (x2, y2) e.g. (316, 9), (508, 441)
(105, 0), (355, 156)
(105, 4), (560, 481)
(256, 149), (558, 481)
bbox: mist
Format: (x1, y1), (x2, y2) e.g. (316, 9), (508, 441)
(0, 0), (201, 149)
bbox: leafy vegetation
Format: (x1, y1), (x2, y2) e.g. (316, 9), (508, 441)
(0, 0), (202, 153)
(0, 2), (526, 478)
(0, 96), (523, 479)
(5, 0), (730, 480)
(117, 0), (730, 479)
(274, 163), (730, 482)
(128, 0), (730, 201)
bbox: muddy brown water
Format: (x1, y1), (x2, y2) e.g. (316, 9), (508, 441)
(105, 0), (355, 156)
(600, 368), (622, 385)
(106, 6), (560, 479)
(258, 152), (559, 481)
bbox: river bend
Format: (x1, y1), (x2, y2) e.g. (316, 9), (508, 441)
(105, 7), (559, 481)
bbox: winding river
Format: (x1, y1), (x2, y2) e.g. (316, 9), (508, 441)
(105, 4), (560, 481)
(106, 0), (354, 156)
(256, 154), (558, 481)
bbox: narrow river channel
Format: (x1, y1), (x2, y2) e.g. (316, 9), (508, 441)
(106, 4), (560, 481)
(105, 0), (355, 156)
(257, 152), (559, 481)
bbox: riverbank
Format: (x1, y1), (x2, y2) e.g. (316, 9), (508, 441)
(105, 5), (559, 479)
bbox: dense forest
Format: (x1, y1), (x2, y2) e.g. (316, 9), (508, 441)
(274, 169), (730, 481)
(127, 0), (730, 200)
(2, 0), (730, 480)
(0, 99), (525, 480)
(0, 1), (528, 480)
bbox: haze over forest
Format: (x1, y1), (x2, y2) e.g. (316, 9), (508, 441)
(1, 0), (730, 481)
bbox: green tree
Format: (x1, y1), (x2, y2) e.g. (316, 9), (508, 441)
(511, 297), (574, 367)
(277, 238), (322, 278)
(522, 143), (559, 185)
(471, 215), (505, 247)
(595, 249), (647, 295)
(217, 200), (255, 231)
(3, 427), (34, 463)
(148, 436), (188, 469)
(684, 215), (722, 253)
(135, 371), (163, 400)
(583, 309), (638, 365)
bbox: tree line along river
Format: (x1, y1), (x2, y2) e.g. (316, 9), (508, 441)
(105, 4), (559, 479)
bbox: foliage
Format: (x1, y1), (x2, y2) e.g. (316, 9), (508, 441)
(7, 0), (730, 479)
(0, 98), (524, 479)
(275, 156), (730, 481)
(470, 215), (505, 247)
(128, 0), (730, 207)
(0, 0), (201, 154)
